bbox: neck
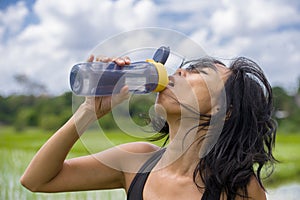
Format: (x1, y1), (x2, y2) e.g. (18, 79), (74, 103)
(157, 115), (206, 177)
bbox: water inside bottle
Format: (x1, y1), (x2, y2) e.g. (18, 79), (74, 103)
(125, 76), (147, 93)
(70, 62), (160, 96)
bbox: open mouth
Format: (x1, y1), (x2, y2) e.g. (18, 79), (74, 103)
(168, 76), (175, 87)
(168, 80), (174, 87)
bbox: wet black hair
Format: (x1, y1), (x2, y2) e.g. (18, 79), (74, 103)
(150, 57), (277, 199)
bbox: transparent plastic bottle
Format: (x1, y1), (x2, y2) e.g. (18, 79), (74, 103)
(70, 46), (170, 96)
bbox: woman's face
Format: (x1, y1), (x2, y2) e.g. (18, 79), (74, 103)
(156, 62), (230, 117)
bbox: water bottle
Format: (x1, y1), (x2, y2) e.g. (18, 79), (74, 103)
(70, 46), (170, 96)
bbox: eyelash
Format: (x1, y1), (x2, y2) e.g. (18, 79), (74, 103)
(199, 70), (208, 75)
(177, 65), (209, 76)
(186, 68), (208, 75)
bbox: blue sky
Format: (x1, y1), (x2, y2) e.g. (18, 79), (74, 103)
(0, 0), (299, 95)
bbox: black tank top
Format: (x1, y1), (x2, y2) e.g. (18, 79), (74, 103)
(126, 148), (217, 200)
(127, 148), (166, 200)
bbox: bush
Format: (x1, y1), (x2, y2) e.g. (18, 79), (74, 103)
(14, 108), (38, 131)
(39, 114), (63, 131)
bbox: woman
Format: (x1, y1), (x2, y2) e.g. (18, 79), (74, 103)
(20, 54), (277, 200)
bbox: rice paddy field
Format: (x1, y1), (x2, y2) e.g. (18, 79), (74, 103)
(1, 126), (299, 200)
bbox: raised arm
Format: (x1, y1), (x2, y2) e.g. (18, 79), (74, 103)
(20, 56), (133, 192)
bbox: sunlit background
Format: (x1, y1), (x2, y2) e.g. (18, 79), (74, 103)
(0, 0), (299, 96)
(0, 0), (300, 200)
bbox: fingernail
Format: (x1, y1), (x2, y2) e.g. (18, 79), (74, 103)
(118, 59), (125, 65)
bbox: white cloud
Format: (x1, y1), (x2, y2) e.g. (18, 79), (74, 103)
(112, 0), (158, 30)
(0, 1), (28, 36)
(0, 0), (299, 95)
(188, 0), (300, 90)
(210, 5), (239, 38)
(0, 26), (4, 40)
(245, 0), (300, 31)
(0, 0), (164, 95)
(253, 30), (300, 86)
(209, 0), (300, 38)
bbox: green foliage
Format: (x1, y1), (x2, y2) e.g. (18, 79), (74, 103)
(0, 84), (299, 133)
(97, 94), (156, 130)
(263, 133), (300, 187)
(0, 93), (73, 131)
(14, 108), (37, 131)
(272, 86), (300, 133)
(0, 127), (298, 189)
(273, 86), (293, 110)
(128, 94), (156, 126)
(98, 113), (118, 130)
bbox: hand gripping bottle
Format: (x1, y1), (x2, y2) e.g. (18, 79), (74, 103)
(69, 46), (170, 96)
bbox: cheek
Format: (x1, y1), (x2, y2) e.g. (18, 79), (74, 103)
(195, 79), (226, 114)
(192, 86), (212, 114)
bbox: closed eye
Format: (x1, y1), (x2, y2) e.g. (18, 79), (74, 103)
(199, 70), (208, 75)
(186, 66), (208, 75)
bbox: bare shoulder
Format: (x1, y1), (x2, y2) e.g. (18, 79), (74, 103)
(118, 141), (160, 153)
(245, 176), (266, 200)
(115, 142), (160, 191)
(93, 142), (160, 169)
(117, 142), (161, 173)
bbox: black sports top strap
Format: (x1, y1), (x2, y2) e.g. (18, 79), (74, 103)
(127, 148), (213, 200)
(127, 148), (166, 200)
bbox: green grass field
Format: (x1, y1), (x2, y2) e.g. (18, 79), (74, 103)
(0, 126), (299, 199)
(0, 126), (164, 200)
(264, 133), (300, 187)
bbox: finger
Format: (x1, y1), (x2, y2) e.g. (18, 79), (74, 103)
(124, 56), (131, 65)
(115, 56), (131, 65)
(113, 58), (126, 66)
(96, 55), (116, 62)
(87, 55), (94, 62)
(111, 86), (129, 106)
(117, 85), (129, 101)
(120, 85), (129, 96)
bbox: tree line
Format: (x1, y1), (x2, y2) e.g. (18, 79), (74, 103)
(0, 92), (156, 132)
(0, 85), (299, 133)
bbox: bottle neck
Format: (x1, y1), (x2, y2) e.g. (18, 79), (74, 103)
(146, 59), (169, 92)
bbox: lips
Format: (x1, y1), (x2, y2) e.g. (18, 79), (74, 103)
(168, 76), (175, 87)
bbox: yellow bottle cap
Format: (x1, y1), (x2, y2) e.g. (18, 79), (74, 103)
(146, 59), (169, 92)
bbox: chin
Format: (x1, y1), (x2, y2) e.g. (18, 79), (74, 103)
(154, 103), (167, 119)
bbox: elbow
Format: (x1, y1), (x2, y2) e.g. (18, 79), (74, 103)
(20, 175), (41, 192)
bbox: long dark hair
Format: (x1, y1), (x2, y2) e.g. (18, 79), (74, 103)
(151, 57), (277, 199)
